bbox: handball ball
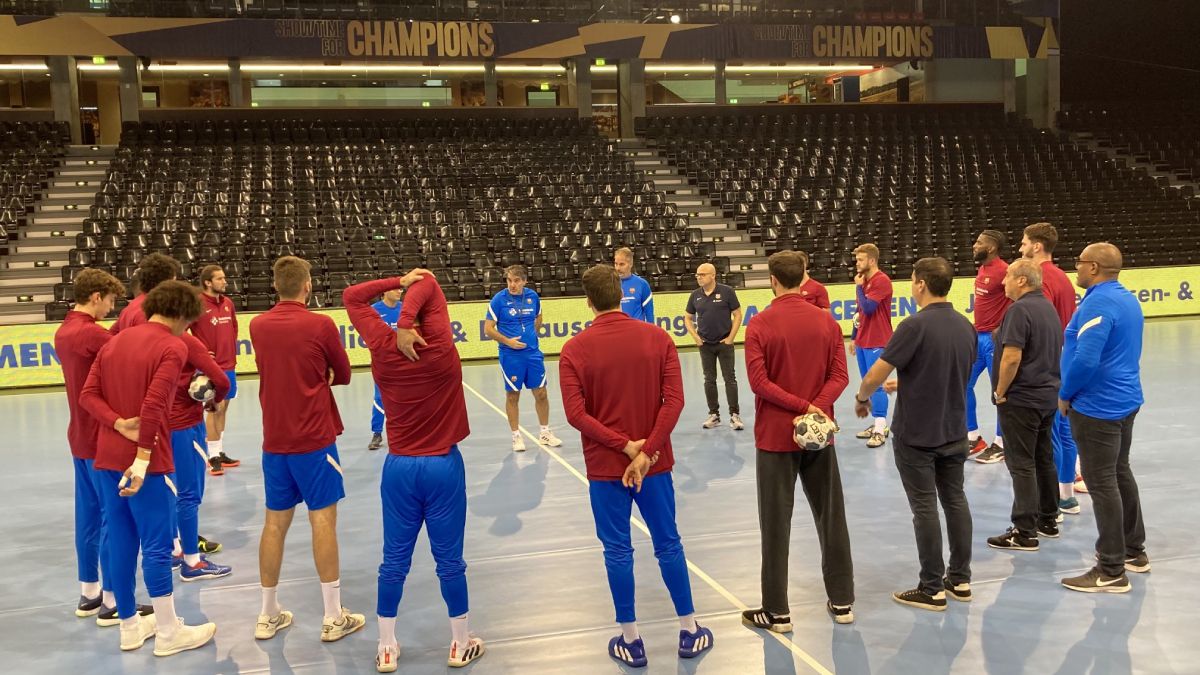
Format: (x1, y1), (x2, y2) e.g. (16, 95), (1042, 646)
(793, 411), (839, 451)
(188, 372), (216, 403)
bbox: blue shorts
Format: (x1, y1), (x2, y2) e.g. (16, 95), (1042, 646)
(262, 443), (345, 512)
(224, 370), (237, 400)
(499, 350), (547, 392)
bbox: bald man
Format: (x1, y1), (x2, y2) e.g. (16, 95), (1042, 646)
(1058, 243), (1148, 593)
(685, 263), (744, 430)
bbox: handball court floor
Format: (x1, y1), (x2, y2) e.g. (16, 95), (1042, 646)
(3, 318), (1199, 675)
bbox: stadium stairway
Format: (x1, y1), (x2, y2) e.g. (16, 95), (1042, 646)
(0, 145), (115, 324)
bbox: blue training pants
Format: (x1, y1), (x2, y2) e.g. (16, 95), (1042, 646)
(855, 346), (889, 419)
(966, 332), (1002, 437)
(74, 458), (111, 592)
(95, 470), (177, 620)
(371, 384), (385, 434)
(171, 421), (208, 557)
(376, 446), (469, 619)
(589, 472), (695, 624)
(1052, 410), (1079, 484)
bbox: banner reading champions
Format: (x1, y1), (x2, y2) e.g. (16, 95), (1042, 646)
(2, 266), (1196, 390)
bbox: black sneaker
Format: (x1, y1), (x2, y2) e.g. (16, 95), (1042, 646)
(76, 594), (103, 617)
(198, 535), (222, 554)
(1093, 550), (1152, 573)
(943, 578), (972, 602)
(368, 433), (383, 451)
(892, 588), (947, 612)
(973, 444), (1005, 464)
(96, 603), (154, 627)
(987, 528), (1039, 551)
(741, 608), (793, 633)
(826, 601), (854, 625)
(217, 452), (240, 467)
(1061, 566), (1131, 593)
(208, 456), (224, 476)
(1037, 521), (1060, 539)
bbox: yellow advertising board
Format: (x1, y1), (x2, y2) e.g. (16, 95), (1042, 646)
(3, 266), (1197, 390)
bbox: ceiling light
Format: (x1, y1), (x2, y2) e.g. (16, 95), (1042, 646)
(645, 64), (716, 73)
(0, 63), (48, 71)
(669, 14), (681, 23)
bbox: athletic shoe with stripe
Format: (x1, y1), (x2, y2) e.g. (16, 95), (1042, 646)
(1059, 497), (1081, 515)
(198, 535), (221, 554)
(1093, 550), (1152, 573)
(987, 528), (1039, 551)
(679, 624), (715, 658)
(826, 601), (854, 624)
(974, 444), (1005, 464)
(376, 644), (400, 673)
(119, 613), (157, 651)
(208, 457), (224, 476)
(944, 579), (972, 602)
(217, 452), (240, 468)
(893, 588), (947, 611)
(741, 608), (792, 633)
(968, 437), (988, 455)
(1074, 476), (1089, 493)
(254, 609), (293, 640)
(729, 414), (745, 431)
(180, 558), (233, 582)
(153, 617), (217, 657)
(1061, 567), (1131, 593)
(368, 433), (383, 451)
(539, 430), (563, 447)
(702, 414), (721, 429)
(607, 635), (647, 668)
(1038, 520), (1060, 539)
(448, 635), (485, 668)
(76, 594), (102, 617)
(866, 428), (890, 448)
(97, 603), (154, 627)
(321, 607), (366, 642)
(511, 435), (526, 453)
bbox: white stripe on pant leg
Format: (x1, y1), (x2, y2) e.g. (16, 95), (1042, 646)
(538, 371), (547, 389)
(373, 401), (385, 414)
(499, 363), (519, 391)
(194, 440), (209, 462)
(165, 476), (178, 496)
(325, 454), (344, 476)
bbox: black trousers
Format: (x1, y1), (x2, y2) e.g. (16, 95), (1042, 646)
(998, 403), (1059, 537)
(699, 342), (739, 415)
(756, 448), (855, 613)
(1070, 409), (1147, 577)
(892, 436), (972, 595)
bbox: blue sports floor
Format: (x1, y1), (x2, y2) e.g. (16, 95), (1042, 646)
(3, 318), (1198, 674)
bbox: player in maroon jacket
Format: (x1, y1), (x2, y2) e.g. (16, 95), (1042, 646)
(190, 264), (241, 478)
(111, 253), (179, 335)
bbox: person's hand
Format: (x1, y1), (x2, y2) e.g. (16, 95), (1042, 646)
(622, 452), (652, 492)
(883, 380), (898, 394)
(326, 368), (335, 385)
(508, 338), (527, 351)
(622, 439), (646, 460)
(993, 391), (1008, 405)
(692, 335), (702, 347)
(854, 273), (865, 286)
(1058, 398), (1071, 416)
(400, 268), (432, 287)
(854, 398), (870, 419)
(396, 328), (427, 361)
(118, 453), (150, 497)
(114, 417), (140, 443)
(722, 335), (736, 346)
(848, 342), (856, 356)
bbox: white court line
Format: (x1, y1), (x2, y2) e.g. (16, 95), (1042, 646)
(461, 380), (835, 675)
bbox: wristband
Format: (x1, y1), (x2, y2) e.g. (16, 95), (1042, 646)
(854, 393), (870, 404)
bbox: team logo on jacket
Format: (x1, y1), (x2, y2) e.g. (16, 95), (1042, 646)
(628, 287), (635, 294)
(526, 298), (532, 304)
(510, 375), (518, 382)
(508, 308), (518, 316)
(210, 316), (219, 326)
(715, 294), (721, 300)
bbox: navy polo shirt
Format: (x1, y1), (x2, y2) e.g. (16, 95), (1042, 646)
(686, 283), (741, 344)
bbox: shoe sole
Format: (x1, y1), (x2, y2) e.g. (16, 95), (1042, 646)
(97, 615), (122, 627)
(828, 612), (854, 625)
(179, 569), (232, 582)
(1126, 562), (1151, 573)
(153, 625), (217, 656)
(974, 456), (1005, 464)
(255, 611), (293, 640)
(377, 649), (401, 673)
(988, 542), (1039, 551)
(539, 440), (563, 447)
(1061, 581), (1131, 593)
(322, 618), (366, 642)
(740, 616), (792, 633)
(946, 591), (972, 602)
(892, 595), (947, 611)
(76, 606), (101, 618)
(220, 462), (241, 467)
(1038, 531), (1061, 539)
(121, 634), (154, 651)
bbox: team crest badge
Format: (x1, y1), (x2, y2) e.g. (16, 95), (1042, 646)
(210, 316), (219, 326)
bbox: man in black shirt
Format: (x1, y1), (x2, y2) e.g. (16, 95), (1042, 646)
(684, 263), (744, 430)
(987, 259), (1064, 550)
(854, 257), (976, 612)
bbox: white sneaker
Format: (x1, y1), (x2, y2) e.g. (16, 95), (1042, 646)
(119, 613), (157, 651)
(254, 609), (293, 640)
(376, 643), (401, 672)
(538, 430), (563, 447)
(321, 607), (366, 642)
(153, 618), (216, 657)
(729, 414), (745, 431)
(702, 414), (721, 429)
(447, 635), (485, 668)
(511, 435), (526, 452)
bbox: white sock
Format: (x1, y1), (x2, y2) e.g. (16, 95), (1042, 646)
(102, 590), (115, 609)
(208, 439), (223, 458)
(81, 581), (101, 598)
(620, 621), (639, 642)
(873, 417), (887, 433)
(450, 614), (470, 645)
(679, 613), (697, 633)
(172, 537), (183, 557)
(540, 425), (551, 434)
(994, 436), (1004, 449)
(121, 616), (139, 630)
(1059, 482), (1075, 500)
(967, 430), (981, 441)
(151, 595), (179, 637)
(183, 553), (202, 567)
(260, 586), (281, 617)
(511, 430), (521, 439)
(321, 580), (342, 621)
(379, 616), (398, 648)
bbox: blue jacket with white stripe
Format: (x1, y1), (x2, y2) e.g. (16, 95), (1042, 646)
(1059, 279), (1144, 420)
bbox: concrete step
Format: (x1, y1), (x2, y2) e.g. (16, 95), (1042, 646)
(619, 149), (661, 158)
(668, 197), (710, 208)
(645, 167), (681, 176)
(689, 216), (733, 226)
(52, 177), (104, 188)
(0, 268), (61, 288)
(40, 190), (97, 200)
(35, 197), (91, 212)
(0, 305), (47, 323)
(660, 186), (698, 196)
(651, 176), (687, 186)
(66, 144), (118, 157)
(616, 138), (647, 149)
(10, 240), (73, 255)
(30, 213), (86, 226)
(20, 224), (83, 239)
(701, 229), (747, 244)
(726, 259), (768, 272)
(2, 250), (69, 269)
(59, 157), (111, 168)
(717, 241), (765, 256)
(0, 291), (52, 307)
(692, 221), (736, 232)
(55, 167), (108, 179)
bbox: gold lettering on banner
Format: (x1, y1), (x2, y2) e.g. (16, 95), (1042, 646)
(813, 25), (827, 57)
(342, 21), (495, 58)
(810, 24), (935, 58)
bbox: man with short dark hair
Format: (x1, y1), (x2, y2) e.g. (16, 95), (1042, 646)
(854, 257), (976, 612)
(559, 264), (712, 668)
(613, 247), (655, 324)
(366, 287), (402, 451)
(190, 264), (240, 477)
(484, 264), (562, 452)
(986, 259), (1063, 552)
(796, 251), (830, 309)
(112, 253), (181, 334)
(966, 230), (1011, 459)
(850, 243), (893, 447)
(1059, 243), (1149, 593)
(741, 251), (855, 629)
(684, 262), (744, 431)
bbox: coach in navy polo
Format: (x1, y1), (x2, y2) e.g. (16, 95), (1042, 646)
(684, 263), (744, 431)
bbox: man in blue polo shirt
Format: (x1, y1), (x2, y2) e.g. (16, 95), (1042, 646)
(614, 247), (655, 324)
(367, 288), (402, 451)
(1058, 243), (1148, 594)
(684, 262), (744, 430)
(485, 265), (563, 452)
